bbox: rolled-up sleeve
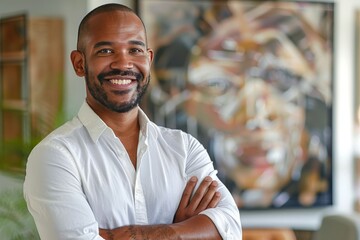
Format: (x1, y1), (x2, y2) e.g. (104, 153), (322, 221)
(200, 186), (242, 239)
(23, 142), (104, 240)
(185, 134), (242, 239)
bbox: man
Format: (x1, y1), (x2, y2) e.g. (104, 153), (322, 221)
(23, 3), (242, 240)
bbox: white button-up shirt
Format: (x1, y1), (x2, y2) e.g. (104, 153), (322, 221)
(24, 102), (242, 239)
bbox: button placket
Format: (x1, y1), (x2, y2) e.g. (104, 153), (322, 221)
(134, 168), (148, 224)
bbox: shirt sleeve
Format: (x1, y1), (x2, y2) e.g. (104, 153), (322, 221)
(23, 141), (104, 240)
(185, 133), (243, 240)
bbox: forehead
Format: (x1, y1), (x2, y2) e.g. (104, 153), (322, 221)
(82, 11), (146, 46)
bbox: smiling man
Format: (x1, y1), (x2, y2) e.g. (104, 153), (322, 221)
(23, 3), (242, 240)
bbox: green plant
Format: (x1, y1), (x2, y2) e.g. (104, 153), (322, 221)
(0, 138), (41, 174)
(0, 189), (40, 240)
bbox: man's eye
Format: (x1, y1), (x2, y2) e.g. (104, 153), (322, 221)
(130, 48), (143, 54)
(98, 49), (113, 54)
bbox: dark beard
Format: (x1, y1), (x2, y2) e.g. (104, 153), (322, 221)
(85, 67), (150, 113)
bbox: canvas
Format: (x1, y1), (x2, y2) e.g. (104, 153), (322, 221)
(137, 0), (335, 209)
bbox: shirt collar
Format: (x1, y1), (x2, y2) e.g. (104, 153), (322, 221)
(77, 101), (150, 143)
(78, 101), (108, 143)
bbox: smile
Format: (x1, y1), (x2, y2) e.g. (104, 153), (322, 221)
(109, 79), (132, 85)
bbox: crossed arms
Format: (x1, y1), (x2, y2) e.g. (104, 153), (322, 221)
(24, 128), (242, 239)
(99, 176), (222, 240)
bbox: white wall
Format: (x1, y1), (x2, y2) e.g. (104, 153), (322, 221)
(88, 0), (134, 11)
(1, 0), (359, 231)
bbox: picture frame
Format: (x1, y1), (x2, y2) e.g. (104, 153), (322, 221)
(137, 0), (335, 209)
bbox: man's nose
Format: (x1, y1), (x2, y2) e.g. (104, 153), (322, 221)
(110, 52), (134, 69)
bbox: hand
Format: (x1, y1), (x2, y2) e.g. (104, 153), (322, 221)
(173, 176), (221, 223)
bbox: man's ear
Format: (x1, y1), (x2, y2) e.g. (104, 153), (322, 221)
(147, 48), (154, 65)
(70, 50), (85, 77)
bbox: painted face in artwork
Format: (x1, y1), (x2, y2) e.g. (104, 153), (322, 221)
(185, 3), (330, 207)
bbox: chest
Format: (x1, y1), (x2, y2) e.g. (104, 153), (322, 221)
(79, 140), (187, 227)
(117, 129), (140, 168)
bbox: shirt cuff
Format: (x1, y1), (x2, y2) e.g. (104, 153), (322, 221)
(200, 209), (239, 240)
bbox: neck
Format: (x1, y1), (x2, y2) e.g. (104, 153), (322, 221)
(86, 98), (139, 135)
(104, 108), (140, 138)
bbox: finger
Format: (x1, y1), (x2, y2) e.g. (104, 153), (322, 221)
(195, 180), (219, 212)
(178, 176), (198, 210)
(207, 191), (221, 208)
(188, 176), (213, 211)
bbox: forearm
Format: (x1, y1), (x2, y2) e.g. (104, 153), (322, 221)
(100, 224), (177, 240)
(171, 214), (222, 240)
(100, 215), (221, 240)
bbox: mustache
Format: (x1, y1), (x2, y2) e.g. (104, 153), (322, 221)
(97, 69), (143, 82)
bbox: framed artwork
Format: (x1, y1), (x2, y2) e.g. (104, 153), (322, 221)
(137, 0), (334, 209)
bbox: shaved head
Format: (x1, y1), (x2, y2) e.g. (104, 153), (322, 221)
(77, 3), (147, 51)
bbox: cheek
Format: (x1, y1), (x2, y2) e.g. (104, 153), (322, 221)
(137, 56), (152, 75)
(86, 59), (108, 77)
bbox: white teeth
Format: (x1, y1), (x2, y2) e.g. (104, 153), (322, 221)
(110, 79), (132, 85)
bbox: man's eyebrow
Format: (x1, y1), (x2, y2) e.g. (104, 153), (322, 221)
(93, 40), (146, 48)
(94, 41), (113, 49)
(129, 40), (146, 47)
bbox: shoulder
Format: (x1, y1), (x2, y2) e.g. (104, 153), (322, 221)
(149, 121), (191, 140)
(32, 116), (86, 154)
(139, 108), (205, 152)
(147, 121), (204, 150)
